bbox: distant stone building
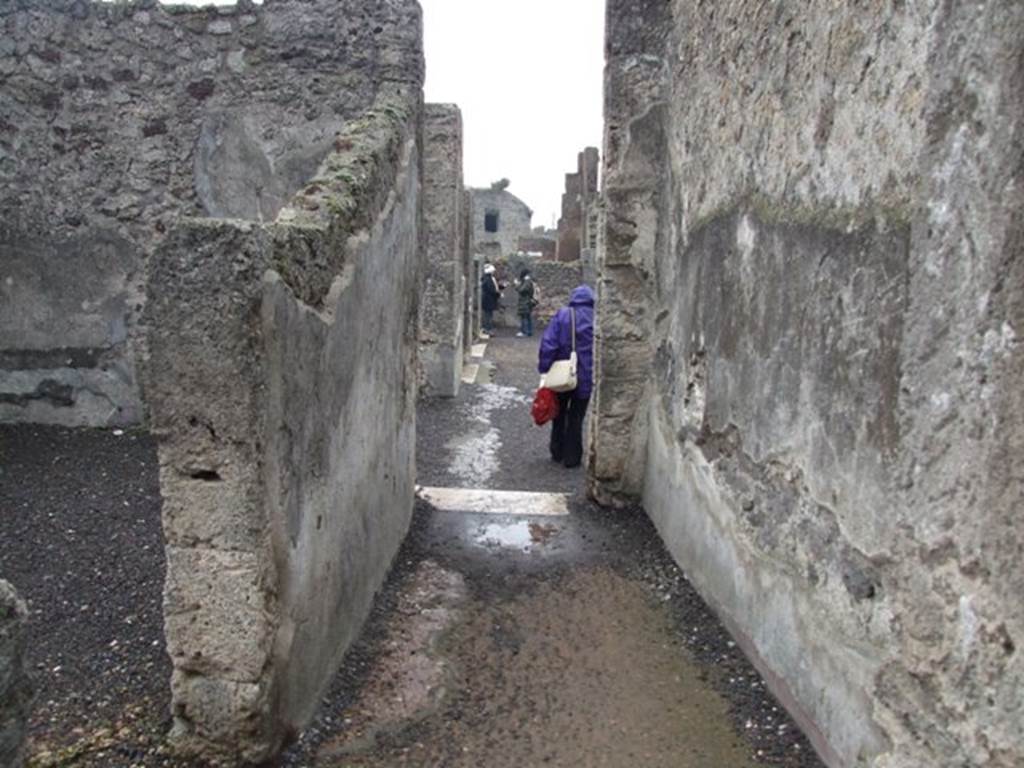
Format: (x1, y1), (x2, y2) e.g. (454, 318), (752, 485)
(555, 147), (600, 262)
(468, 184), (533, 261)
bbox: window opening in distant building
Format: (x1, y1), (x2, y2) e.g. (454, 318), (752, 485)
(484, 210), (500, 233)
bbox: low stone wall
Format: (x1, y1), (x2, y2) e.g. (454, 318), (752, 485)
(0, 580), (32, 768)
(419, 104), (465, 397)
(0, 0), (417, 427)
(491, 257), (585, 330)
(595, 2), (1023, 767)
(144, 82), (422, 762)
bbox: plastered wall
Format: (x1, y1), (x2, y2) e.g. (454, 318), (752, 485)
(593, 2), (1023, 766)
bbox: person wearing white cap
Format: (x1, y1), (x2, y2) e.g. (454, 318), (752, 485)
(480, 263), (501, 338)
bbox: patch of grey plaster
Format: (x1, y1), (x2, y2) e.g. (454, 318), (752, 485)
(596, 2), (1024, 766)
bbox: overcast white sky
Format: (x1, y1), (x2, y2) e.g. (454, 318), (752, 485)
(420, 0), (605, 228)
(169, 0), (605, 228)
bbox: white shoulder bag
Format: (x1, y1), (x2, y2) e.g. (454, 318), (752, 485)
(541, 308), (578, 393)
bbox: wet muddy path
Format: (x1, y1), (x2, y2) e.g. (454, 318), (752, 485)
(279, 331), (824, 768)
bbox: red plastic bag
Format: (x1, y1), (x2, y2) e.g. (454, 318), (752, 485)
(532, 387), (560, 426)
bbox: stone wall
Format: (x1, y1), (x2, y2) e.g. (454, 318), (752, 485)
(468, 187), (533, 260)
(518, 233), (556, 261)
(140, 1), (424, 759)
(594, 2), (1023, 767)
(0, 580), (32, 768)
(462, 190), (478, 349)
(419, 104), (465, 397)
(145, 89), (421, 763)
(491, 256), (584, 330)
(0, 0), (411, 426)
(555, 147), (599, 262)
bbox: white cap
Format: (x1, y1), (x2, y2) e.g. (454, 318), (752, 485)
(484, 264), (496, 274)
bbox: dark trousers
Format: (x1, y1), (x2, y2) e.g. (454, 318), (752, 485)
(519, 313), (533, 336)
(550, 394), (589, 468)
(482, 307), (494, 332)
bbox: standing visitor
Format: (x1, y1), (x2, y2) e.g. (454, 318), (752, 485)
(538, 285), (595, 468)
(480, 263), (500, 338)
(515, 268), (537, 337)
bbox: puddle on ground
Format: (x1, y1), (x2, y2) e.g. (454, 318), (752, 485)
(473, 520), (562, 552)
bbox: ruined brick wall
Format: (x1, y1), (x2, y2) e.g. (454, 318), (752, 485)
(0, 580), (32, 768)
(419, 104), (466, 397)
(594, 2), (1023, 767)
(0, 0), (409, 426)
(555, 147), (599, 262)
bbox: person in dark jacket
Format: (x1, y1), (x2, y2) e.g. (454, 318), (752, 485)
(480, 264), (501, 337)
(515, 268), (537, 337)
(538, 284), (595, 468)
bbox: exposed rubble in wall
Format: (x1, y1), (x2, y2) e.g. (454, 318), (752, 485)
(0, 580), (33, 768)
(881, 4), (1023, 766)
(589, 0), (665, 505)
(0, 0), (410, 426)
(594, 1), (1023, 767)
(418, 104), (466, 398)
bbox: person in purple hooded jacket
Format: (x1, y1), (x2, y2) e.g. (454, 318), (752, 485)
(538, 284), (595, 468)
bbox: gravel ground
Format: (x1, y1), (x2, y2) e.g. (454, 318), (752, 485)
(276, 331), (826, 767)
(276, 500), (825, 767)
(1, 330), (827, 767)
(0, 424), (174, 766)
(417, 327), (585, 496)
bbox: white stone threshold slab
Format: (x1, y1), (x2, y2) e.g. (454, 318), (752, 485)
(416, 486), (570, 517)
(460, 363), (480, 384)
(471, 343), (487, 358)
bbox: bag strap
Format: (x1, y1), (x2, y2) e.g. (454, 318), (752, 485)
(570, 308), (576, 354)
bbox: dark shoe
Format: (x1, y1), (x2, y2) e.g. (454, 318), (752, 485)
(550, 452), (563, 463)
(563, 460), (581, 469)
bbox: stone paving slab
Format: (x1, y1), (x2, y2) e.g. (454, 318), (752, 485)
(416, 486), (570, 516)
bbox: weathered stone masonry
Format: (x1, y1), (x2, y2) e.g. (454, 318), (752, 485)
(593, 2), (1023, 767)
(0, 0), (431, 762)
(0, 0), (407, 427)
(418, 104), (466, 397)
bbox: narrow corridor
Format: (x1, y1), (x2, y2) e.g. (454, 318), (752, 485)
(277, 334), (824, 767)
